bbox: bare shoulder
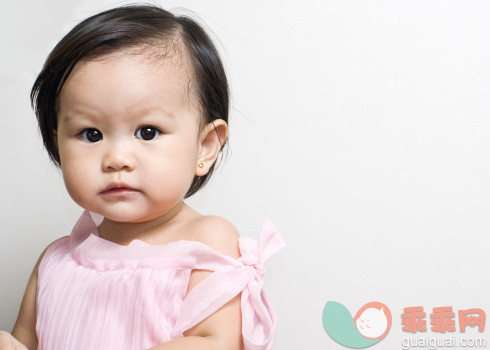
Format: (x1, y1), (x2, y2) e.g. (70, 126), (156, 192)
(185, 215), (241, 259)
(183, 217), (243, 348)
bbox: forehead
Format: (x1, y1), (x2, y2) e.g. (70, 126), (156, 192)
(58, 43), (198, 120)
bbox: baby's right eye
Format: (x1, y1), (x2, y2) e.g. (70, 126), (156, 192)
(79, 128), (103, 143)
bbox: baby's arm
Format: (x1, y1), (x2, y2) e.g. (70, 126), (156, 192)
(148, 216), (243, 350)
(9, 236), (69, 350)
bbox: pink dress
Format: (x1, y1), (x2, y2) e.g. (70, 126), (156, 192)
(36, 209), (285, 350)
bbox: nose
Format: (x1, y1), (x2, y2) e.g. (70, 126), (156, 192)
(101, 140), (136, 173)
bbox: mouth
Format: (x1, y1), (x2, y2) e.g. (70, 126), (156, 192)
(101, 183), (139, 196)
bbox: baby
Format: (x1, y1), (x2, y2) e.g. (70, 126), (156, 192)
(0, 4), (284, 350)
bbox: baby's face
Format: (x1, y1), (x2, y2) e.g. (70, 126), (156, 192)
(56, 48), (202, 223)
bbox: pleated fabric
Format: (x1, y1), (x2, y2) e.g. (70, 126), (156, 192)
(36, 209), (285, 350)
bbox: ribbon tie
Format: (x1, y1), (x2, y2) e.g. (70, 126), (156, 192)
(238, 217), (285, 350)
(238, 238), (265, 280)
(172, 217), (285, 350)
(238, 218), (284, 282)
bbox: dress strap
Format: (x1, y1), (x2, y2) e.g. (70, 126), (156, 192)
(172, 218), (285, 350)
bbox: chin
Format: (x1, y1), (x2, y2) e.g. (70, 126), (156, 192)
(102, 209), (147, 223)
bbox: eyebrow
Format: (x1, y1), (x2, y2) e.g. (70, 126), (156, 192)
(60, 107), (176, 124)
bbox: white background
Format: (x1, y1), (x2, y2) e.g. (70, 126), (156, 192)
(1, 1), (490, 348)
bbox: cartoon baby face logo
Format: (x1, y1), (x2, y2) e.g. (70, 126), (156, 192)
(354, 302), (391, 340)
(323, 301), (392, 348)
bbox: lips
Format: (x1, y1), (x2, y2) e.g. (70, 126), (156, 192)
(101, 182), (138, 194)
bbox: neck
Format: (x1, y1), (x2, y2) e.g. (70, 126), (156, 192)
(97, 201), (198, 245)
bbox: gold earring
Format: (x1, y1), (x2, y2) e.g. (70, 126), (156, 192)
(198, 162), (204, 168)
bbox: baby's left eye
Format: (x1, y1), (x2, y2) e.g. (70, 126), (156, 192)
(135, 126), (161, 141)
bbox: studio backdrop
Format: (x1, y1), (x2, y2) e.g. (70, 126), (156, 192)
(1, 1), (490, 349)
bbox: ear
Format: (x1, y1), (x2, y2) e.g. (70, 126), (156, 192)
(195, 119), (228, 176)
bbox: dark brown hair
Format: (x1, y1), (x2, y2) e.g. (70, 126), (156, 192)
(30, 3), (229, 198)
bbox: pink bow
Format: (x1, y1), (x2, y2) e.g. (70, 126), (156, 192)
(239, 218), (285, 350)
(172, 218), (285, 350)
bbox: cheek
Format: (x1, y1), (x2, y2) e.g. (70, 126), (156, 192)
(145, 143), (198, 191)
(146, 154), (195, 188)
(59, 145), (97, 202)
(176, 142), (200, 183)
